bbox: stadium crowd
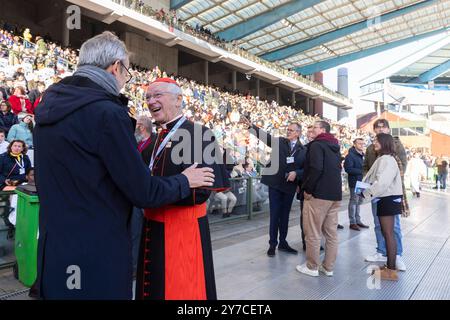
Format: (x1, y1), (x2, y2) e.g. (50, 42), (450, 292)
(0, 23), (448, 222)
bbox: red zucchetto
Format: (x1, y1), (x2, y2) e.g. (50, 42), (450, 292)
(151, 77), (179, 86)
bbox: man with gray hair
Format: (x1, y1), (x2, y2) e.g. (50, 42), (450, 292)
(33, 31), (215, 299)
(136, 77), (230, 300)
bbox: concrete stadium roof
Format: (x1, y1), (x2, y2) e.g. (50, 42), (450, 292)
(173, 0), (450, 74)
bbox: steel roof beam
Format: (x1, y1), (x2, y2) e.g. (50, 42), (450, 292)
(261, 0), (439, 62)
(414, 59), (450, 82)
(295, 27), (450, 75)
(171, 0), (193, 10)
(216, 0), (324, 42)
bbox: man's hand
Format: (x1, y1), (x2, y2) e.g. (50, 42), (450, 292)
(5, 179), (12, 186)
(303, 192), (313, 200)
(286, 171), (297, 182)
(182, 163), (215, 188)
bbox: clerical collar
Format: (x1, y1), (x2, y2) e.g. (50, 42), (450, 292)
(160, 114), (183, 130)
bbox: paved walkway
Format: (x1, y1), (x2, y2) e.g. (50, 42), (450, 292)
(213, 188), (450, 300)
(1, 188), (449, 300)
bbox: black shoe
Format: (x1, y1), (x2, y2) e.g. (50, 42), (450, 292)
(302, 243), (306, 251)
(416, 192), (420, 198)
(278, 244), (298, 254)
(320, 246), (324, 251)
(267, 246), (276, 257)
(337, 224), (344, 229)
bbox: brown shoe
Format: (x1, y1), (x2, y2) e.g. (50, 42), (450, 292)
(349, 224), (360, 231)
(357, 222), (369, 228)
(373, 266), (399, 281)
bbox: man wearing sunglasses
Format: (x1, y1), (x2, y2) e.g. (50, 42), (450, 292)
(33, 32), (215, 299)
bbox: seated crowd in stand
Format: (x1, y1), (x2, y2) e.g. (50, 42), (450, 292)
(0, 23), (375, 218)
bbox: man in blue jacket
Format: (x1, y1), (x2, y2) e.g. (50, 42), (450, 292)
(344, 138), (369, 231)
(33, 32), (215, 299)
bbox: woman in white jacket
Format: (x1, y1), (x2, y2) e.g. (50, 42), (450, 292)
(362, 133), (403, 281)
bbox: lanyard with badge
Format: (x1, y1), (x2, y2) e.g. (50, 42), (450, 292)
(15, 156), (25, 175)
(149, 116), (187, 172)
(286, 142), (297, 164)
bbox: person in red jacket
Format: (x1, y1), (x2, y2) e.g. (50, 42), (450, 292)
(8, 86), (33, 114)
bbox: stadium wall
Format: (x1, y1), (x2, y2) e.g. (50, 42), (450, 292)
(124, 32), (178, 74)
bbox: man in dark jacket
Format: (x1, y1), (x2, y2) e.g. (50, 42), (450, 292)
(344, 138), (369, 231)
(242, 116), (303, 256)
(33, 32), (215, 300)
(296, 120), (342, 277)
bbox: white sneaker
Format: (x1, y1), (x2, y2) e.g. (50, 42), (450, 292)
(396, 255), (406, 271)
(365, 252), (387, 262)
(296, 263), (319, 277)
(319, 265), (333, 277)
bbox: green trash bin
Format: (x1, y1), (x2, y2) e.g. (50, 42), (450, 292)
(14, 188), (39, 287)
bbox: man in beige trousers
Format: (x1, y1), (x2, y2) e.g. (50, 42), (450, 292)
(296, 121), (342, 277)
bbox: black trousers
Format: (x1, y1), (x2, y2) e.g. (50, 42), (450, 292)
(268, 187), (295, 247)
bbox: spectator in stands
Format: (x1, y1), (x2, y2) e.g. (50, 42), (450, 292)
(7, 113), (33, 148)
(0, 139), (31, 189)
(28, 81), (46, 107)
(8, 86), (33, 114)
(363, 119), (407, 271)
(361, 133), (403, 281)
(35, 36), (47, 55)
(0, 128), (9, 154)
(0, 77), (13, 99)
(0, 71), (5, 86)
(0, 100), (18, 136)
(405, 152), (426, 197)
(214, 190), (237, 218)
(33, 32), (214, 299)
(344, 138), (369, 231)
(296, 121), (342, 277)
(242, 116), (303, 257)
(242, 159), (266, 211)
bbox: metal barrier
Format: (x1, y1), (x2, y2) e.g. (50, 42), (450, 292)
(207, 176), (270, 223)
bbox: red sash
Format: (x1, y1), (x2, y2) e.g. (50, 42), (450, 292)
(144, 203), (207, 300)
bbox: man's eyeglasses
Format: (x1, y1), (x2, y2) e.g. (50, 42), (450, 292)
(119, 61), (133, 84)
(287, 129), (298, 132)
(145, 92), (177, 102)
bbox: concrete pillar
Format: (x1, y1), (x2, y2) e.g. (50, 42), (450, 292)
(291, 91), (296, 107)
(337, 68), (349, 121)
(306, 97), (310, 114)
(313, 72), (324, 117)
(232, 71), (237, 91)
(275, 87), (280, 104)
(204, 61), (209, 85)
(256, 78), (260, 97)
(62, 9), (70, 47)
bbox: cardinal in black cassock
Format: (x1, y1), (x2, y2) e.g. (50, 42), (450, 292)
(136, 78), (229, 300)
